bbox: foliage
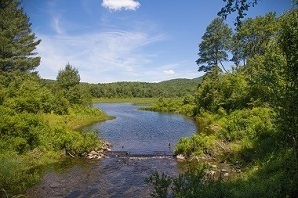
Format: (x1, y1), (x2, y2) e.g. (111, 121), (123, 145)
(93, 97), (159, 105)
(175, 134), (216, 157)
(146, 165), (228, 198)
(0, 1), (109, 196)
(218, 0), (298, 26)
(147, 96), (197, 116)
(149, 9), (298, 197)
(0, 154), (41, 196)
(145, 172), (172, 198)
(195, 67), (250, 113)
(0, 6), (107, 195)
(88, 77), (203, 99)
(0, 0), (41, 72)
(55, 63), (92, 106)
(232, 13), (279, 64)
(56, 63), (80, 90)
(218, 0), (259, 26)
(220, 107), (275, 142)
(278, 9), (298, 170)
(196, 18), (232, 72)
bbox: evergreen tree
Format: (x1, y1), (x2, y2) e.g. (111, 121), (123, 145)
(0, 0), (41, 72)
(56, 63), (80, 90)
(196, 18), (232, 73)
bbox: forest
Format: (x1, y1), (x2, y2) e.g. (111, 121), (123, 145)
(146, 5), (298, 198)
(86, 77), (202, 98)
(0, 0), (297, 197)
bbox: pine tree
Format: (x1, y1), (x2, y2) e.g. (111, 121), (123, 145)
(196, 18), (232, 73)
(0, 0), (41, 72)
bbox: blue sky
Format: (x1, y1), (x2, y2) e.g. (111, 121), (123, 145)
(22, 0), (292, 83)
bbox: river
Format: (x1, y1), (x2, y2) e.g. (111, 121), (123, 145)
(26, 103), (198, 197)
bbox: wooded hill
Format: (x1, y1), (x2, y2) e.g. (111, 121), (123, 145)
(45, 77), (203, 98)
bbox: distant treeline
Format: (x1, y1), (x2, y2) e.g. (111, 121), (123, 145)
(88, 77), (203, 98)
(46, 77), (203, 98)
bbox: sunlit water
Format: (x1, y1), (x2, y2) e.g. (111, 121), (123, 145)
(27, 103), (197, 197)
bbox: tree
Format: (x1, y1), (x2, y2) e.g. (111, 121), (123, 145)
(218, 0), (297, 26)
(196, 18), (232, 73)
(0, 0), (41, 72)
(218, 0), (259, 26)
(232, 13), (278, 64)
(279, 9), (298, 170)
(229, 12), (278, 67)
(56, 63), (80, 90)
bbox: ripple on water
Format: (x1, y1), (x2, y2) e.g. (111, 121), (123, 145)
(27, 157), (180, 198)
(26, 103), (197, 197)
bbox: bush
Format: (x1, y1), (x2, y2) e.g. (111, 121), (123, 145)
(175, 134), (215, 157)
(0, 112), (44, 153)
(220, 107), (275, 142)
(146, 164), (228, 198)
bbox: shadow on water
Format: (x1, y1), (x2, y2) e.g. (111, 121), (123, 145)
(26, 103), (198, 197)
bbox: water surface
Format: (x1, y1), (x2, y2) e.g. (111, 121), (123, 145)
(27, 103), (197, 197)
(90, 103), (197, 154)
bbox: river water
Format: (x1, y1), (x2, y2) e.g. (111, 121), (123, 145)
(26, 103), (197, 198)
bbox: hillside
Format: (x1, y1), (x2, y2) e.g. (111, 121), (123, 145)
(87, 77), (203, 98)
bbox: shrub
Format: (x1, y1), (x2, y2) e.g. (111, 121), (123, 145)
(175, 134), (215, 157)
(220, 107), (275, 142)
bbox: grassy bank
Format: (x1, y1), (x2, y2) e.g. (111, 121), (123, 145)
(43, 105), (111, 130)
(0, 105), (110, 197)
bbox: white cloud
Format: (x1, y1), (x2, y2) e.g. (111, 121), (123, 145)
(101, 0), (140, 11)
(163, 70), (175, 75)
(36, 30), (164, 83)
(51, 16), (64, 34)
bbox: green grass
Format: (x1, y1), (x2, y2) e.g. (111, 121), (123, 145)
(42, 105), (110, 130)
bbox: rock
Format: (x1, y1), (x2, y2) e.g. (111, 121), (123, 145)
(81, 152), (87, 157)
(87, 155), (95, 159)
(223, 173), (229, 177)
(90, 151), (98, 155)
(176, 154), (186, 161)
(221, 168), (228, 172)
(102, 141), (112, 151)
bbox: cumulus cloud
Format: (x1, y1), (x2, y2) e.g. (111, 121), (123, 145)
(163, 70), (175, 75)
(101, 0), (140, 11)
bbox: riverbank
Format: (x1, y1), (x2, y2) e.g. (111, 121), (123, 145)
(0, 105), (111, 197)
(43, 105), (112, 130)
(25, 102), (197, 197)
